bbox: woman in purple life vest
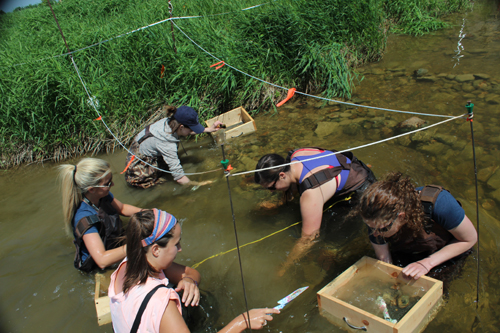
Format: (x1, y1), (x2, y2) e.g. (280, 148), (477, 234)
(255, 147), (376, 276)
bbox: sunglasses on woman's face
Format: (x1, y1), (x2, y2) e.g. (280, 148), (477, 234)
(368, 216), (397, 234)
(266, 175), (280, 191)
(93, 179), (113, 188)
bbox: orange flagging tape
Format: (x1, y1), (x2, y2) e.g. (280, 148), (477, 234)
(210, 61), (224, 68)
(121, 155), (135, 174)
(93, 116), (102, 121)
(276, 88), (296, 107)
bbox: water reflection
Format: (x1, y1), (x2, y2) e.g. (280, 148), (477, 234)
(1, 0), (500, 332)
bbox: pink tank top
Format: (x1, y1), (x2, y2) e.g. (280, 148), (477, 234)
(109, 258), (182, 333)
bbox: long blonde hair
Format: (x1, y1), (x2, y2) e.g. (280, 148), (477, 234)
(57, 158), (111, 235)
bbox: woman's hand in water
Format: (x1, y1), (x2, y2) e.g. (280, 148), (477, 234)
(175, 277), (200, 306)
(189, 180), (214, 186)
(402, 260), (431, 280)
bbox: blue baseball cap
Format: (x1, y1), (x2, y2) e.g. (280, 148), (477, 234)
(175, 106), (205, 134)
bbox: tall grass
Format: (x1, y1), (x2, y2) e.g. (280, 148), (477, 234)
(0, 0), (470, 167)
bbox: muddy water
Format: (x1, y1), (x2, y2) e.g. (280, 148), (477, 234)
(1, 1), (500, 332)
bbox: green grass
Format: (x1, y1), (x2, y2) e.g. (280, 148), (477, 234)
(0, 0), (471, 167)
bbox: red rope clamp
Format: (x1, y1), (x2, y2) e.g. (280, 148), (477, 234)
(467, 114), (474, 122)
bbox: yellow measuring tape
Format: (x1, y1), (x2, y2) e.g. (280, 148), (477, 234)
(192, 194), (353, 269)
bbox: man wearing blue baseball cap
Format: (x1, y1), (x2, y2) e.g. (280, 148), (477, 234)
(123, 105), (222, 188)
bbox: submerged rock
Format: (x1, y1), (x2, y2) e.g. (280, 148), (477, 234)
(455, 74), (475, 82)
(315, 122), (340, 137)
(474, 73), (490, 79)
(370, 68), (385, 75)
(487, 168), (500, 190)
(419, 142), (448, 156)
(468, 49), (488, 54)
(416, 76), (438, 82)
(478, 165), (499, 183)
(482, 199), (495, 211)
(397, 117), (427, 129)
(485, 94), (500, 104)
(414, 68), (429, 77)
(343, 123), (362, 136)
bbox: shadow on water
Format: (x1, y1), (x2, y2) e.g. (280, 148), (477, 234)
(1, 0), (500, 332)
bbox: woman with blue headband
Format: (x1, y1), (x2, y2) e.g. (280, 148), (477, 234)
(109, 209), (279, 333)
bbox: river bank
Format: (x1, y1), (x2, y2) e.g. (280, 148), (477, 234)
(0, 0), (470, 168)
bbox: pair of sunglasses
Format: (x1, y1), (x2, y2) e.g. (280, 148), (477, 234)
(368, 217), (396, 234)
(266, 175), (280, 191)
(93, 179), (113, 188)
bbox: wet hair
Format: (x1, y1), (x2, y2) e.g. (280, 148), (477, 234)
(254, 154), (291, 184)
(57, 158), (111, 235)
(123, 209), (175, 294)
(350, 172), (427, 238)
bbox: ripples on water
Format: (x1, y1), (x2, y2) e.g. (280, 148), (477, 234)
(1, 1), (500, 332)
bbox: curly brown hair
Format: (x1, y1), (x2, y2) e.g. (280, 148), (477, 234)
(350, 172), (427, 238)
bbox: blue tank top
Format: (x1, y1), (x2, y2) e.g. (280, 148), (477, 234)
(291, 149), (350, 191)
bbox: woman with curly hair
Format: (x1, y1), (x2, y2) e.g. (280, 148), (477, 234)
(352, 172), (477, 280)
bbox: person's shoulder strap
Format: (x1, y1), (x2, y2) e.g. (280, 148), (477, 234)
(419, 185), (444, 219)
(74, 214), (101, 239)
(298, 166), (344, 195)
(137, 125), (154, 144)
(130, 284), (168, 333)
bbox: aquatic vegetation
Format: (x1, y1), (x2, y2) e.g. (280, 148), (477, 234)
(0, 0), (470, 167)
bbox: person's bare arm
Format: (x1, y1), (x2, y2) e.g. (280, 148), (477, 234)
(83, 233), (126, 269)
(111, 198), (141, 217)
(402, 215), (477, 279)
(164, 263), (201, 306)
(371, 242), (392, 263)
(277, 189), (324, 276)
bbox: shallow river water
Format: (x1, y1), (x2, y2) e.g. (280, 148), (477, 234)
(1, 1), (500, 332)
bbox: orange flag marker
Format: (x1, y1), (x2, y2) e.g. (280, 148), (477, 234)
(276, 88), (296, 107)
(94, 116), (102, 121)
(121, 155), (135, 174)
(210, 61), (224, 68)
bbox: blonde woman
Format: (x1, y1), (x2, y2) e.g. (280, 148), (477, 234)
(59, 158), (142, 271)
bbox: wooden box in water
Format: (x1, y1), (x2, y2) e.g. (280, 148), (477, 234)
(205, 106), (256, 141)
(317, 256), (442, 333)
(94, 272), (112, 326)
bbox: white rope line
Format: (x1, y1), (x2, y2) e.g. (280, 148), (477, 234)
(69, 56), (222, 177)
(4, 3), (271, 68)
(172, 22), (455, 119)
(228, 113), (467, 177)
